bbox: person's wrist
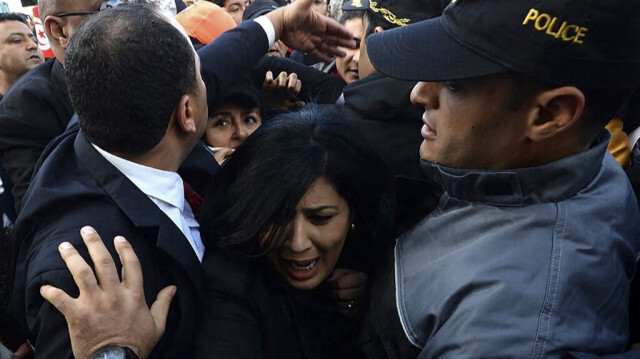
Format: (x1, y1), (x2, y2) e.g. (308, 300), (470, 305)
(88, 345), (141, 359)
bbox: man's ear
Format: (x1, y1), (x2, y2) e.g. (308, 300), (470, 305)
(526, 86), (585, 142)
(175, 94), (197, 134)
(44, 16), (68, 48)
(373, 26), (384, 34)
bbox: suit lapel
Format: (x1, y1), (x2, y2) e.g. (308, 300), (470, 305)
(73, 132), (204, 288)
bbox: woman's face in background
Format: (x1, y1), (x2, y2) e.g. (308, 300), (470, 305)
(266, 176), (351, 291)
(205, 104), (262, 148)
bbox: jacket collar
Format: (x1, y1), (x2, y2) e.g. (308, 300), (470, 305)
(421, 131), (610, 205)
(74, 131), (204, 288)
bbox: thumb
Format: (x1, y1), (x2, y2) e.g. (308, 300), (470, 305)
(150, 285), (177, 334)
(40, 284), (74, 316)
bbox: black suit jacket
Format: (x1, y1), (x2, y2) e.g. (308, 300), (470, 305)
(9, 20), (270, 359)
(11, 132), (204, 358)
(0, 59), (74, 211)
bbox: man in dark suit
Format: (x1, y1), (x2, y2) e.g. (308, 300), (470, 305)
(9, 1), (354, 359)
(9, 4), (210, 358)
(0, 0), (102, 213)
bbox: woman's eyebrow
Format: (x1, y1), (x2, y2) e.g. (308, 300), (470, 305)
(302, 205), (339, 212)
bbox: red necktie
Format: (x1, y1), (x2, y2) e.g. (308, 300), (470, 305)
(183, 181), (203, 221)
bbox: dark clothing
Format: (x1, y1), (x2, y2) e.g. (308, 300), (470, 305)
(10, 132), (206, 359)
(0, 59), (74, 212)
(196, 251), (362, 359)
(0, 164), (16, 223)
(339, 72), (425, 180)
(9, 20), (269, 359)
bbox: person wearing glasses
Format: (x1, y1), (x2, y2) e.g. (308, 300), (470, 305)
(0, 0), (102, 214)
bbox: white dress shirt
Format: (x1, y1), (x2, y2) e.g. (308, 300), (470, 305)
(92, 144), (204, 262)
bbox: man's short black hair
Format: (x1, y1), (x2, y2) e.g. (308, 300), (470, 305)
(66, 3), (198, 155)
(0, 13), (29, 26)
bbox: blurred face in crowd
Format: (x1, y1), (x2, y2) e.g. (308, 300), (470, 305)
(205, 101), (262, 148)
(410, 74), (531, 169)
(222, 0), (250, 24)
(336, 17), (363, 84)
(357, 13), (378, 80)
(0, 20), (44, 84)
(266, 177), (350, 291)
(268, 40), (287, 57)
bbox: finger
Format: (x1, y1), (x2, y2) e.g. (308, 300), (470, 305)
(334, 272), (368, 289)
(323, 20), (357, 49)
(326, 267), (350, 282)
(334, 287), (364, 302)
(277, 71), (288, 88)
(264, 71), (274, 87)
(213, 148), (234, 165)
(81, 226), (119, 290)
(14, 343), (31, 359)
(294, 79), (302, 96)
(286, 73), (299, 92)
(150, 285), (177, 335)
(40, 284), (75, 316)
(291, 101), (306, 110)
(58, 241), (100, 293)
(114, 236), (144, 294)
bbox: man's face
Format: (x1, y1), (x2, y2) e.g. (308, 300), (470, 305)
(223, 0), (250, 24)
(358, 14), (376, 80)
(336, 17), (363, 84)
(0, 20), (44, 80)
(410, 74), (532, 170)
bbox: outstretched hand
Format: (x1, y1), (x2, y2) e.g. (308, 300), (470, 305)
(262, 71), (306, 112)
(40, 226), (176, 359)
(266, 0), (356, 63)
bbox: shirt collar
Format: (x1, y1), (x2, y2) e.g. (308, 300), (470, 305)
(92, 144), (185, 211)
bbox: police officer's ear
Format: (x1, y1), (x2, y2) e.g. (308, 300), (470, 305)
(525, 86), (585, 142)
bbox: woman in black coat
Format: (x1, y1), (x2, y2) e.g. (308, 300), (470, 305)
(196, 105), (393, 358)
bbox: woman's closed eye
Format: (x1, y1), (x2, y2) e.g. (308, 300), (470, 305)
(307, 213), (336, 225)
